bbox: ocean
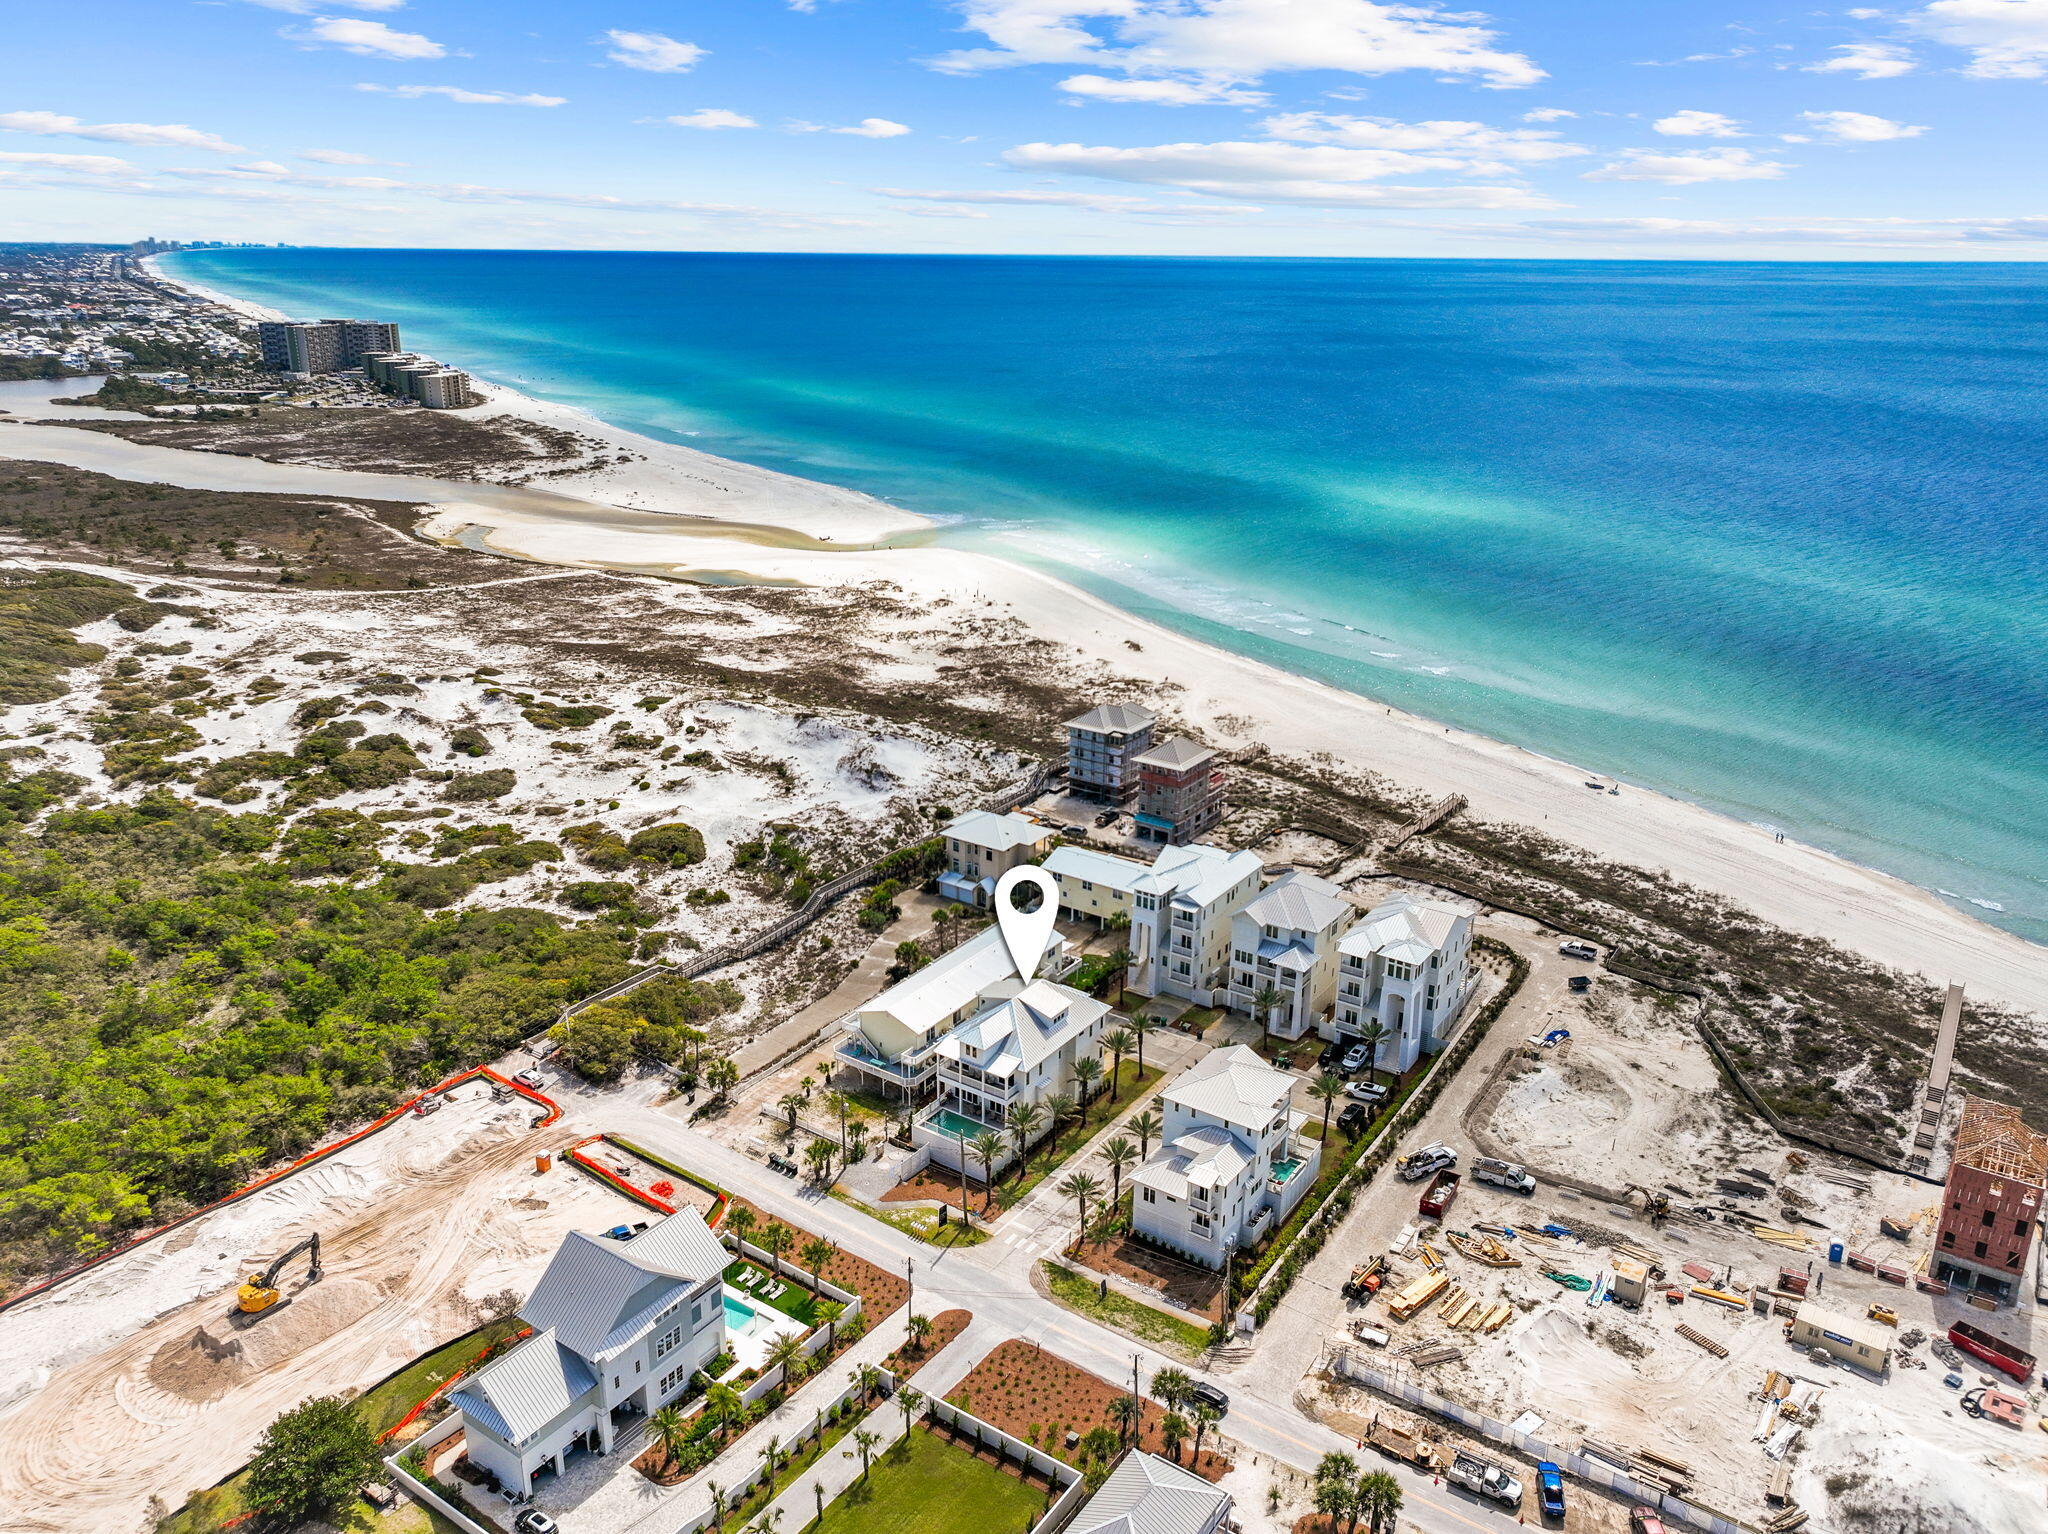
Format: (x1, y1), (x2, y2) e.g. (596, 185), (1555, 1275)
(165, 249), (2048, 945)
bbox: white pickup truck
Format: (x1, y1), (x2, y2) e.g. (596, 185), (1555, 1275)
(1398, 1142), (1457, 1182)
(1472, 1156), (1537, 1194)
(1448, 1451), (1524, 1506)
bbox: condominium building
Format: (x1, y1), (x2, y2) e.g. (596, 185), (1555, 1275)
(1130, 1044), (1319, 1268)
(834, 924), (1077, 1099)
(450, 1210), (730, 1496)
(1044, 840), (1265, 1005)
(1933, 1096), (2047, 1305)
(1332, 893), (1477, 1074)
(361, 348), (478, 409)
(934, 810), (1057, 909)
(257, 317), (400, 374)
(1064, 703), (1157, 805)
(1132, 736), (1226, 843)
(411, 367), (478, 409)
(1226, 871), (1356, 1039)
(913, 979), (1111, 1174)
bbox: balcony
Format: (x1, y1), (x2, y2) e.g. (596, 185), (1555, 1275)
(834, 1032), (933, 1090)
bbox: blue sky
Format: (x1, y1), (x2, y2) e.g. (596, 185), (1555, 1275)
(6, 0), (2048, 257)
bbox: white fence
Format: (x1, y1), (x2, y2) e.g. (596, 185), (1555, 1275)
(923, 1394), (1087, 1534)
(385, 1410), (501, 1534)
(727, 1236), (864, 1405)
(1333, 1355), (1758, 1534)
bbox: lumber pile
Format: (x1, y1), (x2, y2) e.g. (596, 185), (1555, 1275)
(1767, 1505), (1808, 1531)
(1751, 1225), (1814, 1250)
(1448, 1230), (1521, 1267)
(1677, 1324), (1730, 1358)
(1408, 1342), (1465, 1367)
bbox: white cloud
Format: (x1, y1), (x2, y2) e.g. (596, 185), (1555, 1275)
(0, 150), (134, 174)
(1907, 0), (2048, 76)
(301, 148), (403, 165)
(1798, 108), (1928, 140)
(1260, 112), (1587, 166)
(902, 205), (992, 218)
(603, 30), (706, 73)
(1057, 74), (1267, 104)
(355, 84), (566, 106)
(1427, 214), (2048, 249)
(930, 0), (1543, 90)
(790, 117), (913, 137)
(875, 185), (1167, 210)
(1584, 147), (1788, 184)
(667, 110), (758, 130)
(0, 110), (244, 153)
(1803, 41), (1920, 77)
(1653, 109), (1744, 137)
(242, 0), (405, 11)
(295, 18), (447, 59)
(1001, 138), (1559, 206)
(1522, 107), (1576, 122)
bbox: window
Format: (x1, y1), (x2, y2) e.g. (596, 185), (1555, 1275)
(1081, 880), (1094, 891)
(1234, 949), (1253, 965)
(656, 1325), (685, 1358)
(1141, 1187), (1155, 1203)
(658, 1362), (692, 1398)
(1193, 1212), (1211, 1232)
(1982, 1210), (1996, 1227)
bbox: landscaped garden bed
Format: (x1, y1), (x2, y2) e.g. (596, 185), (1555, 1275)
(1040, 1262), (1212, 1358)
(882, 1307), (971, 1379)
(810, 1424), (1051, 1534)
(945, 1340), (1230, 1483)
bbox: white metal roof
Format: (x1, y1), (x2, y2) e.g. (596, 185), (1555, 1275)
(1163, 1044), (1295, 1134)
(1131, 1124), (1253, 1199)
(449, 1330), (598, 1447)
(517, 1210), (727, 1364)
(1241, 870), (1352, 933)
(855, 924), (1054, 1046)
(1069, 1452), (1231, 1534)
(934, 980), (1107, 1080)
(1339, 892), (1473, 962)
(1066, 703), (1157, 734)
(1130, 736), (1217, 772)
(1046, 843), (1152, 895)
(943, 810), (1053, 855)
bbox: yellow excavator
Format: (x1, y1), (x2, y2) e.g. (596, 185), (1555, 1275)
(237, 1233), (322, 1316)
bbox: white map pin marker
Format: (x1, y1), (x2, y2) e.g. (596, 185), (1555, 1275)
(993, 866), (1060, 983)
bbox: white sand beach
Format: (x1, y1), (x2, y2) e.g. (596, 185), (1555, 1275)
(27, 272), (2048, 1019)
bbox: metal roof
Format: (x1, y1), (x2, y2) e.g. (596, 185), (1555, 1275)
(449, 1330), (598, 1447)
(1241, 871), (1352, 933)
(1131, 1125), (1252, 1199)
(1339, 892), (1472, 961)
(1130, 736), (1218, 772)
(1065, 703), (1157, 735)
(518, 1210), (727, 1364)
(934, 980), (1108, 1079)
(1069, 1452), (1231, 1534)
(943, 810), (1054, 855)
(1163, 1044), (1294, 1135)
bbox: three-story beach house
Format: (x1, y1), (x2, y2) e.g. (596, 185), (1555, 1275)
(1044, 840), (1264, 1006)
(450, 1210), (731, 1497)
(915, 979), (1112, 1174)
(1226, 870), (1356, 1040)
(934, 809), (1057, 909)
(1333, 893), (1477, 1074)
(1129, 1044), (1319, 1268)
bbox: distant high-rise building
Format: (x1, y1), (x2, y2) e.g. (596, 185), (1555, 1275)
(1064, 702), (1157, 806)
(257, 317), (401, 374)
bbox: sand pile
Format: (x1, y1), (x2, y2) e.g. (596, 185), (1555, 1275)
(146, 1279), (382, 1403)
(1799, 1396), (2043, 1534)
(148, 1325), (249, 1404)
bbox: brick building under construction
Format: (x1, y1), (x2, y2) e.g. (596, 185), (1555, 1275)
(1933, 1096), (2048, 1305)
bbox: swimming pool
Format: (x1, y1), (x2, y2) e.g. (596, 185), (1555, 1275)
(925, 1107), (993, 1140)
(723, 1292), (757, 1330)
(720, 1282), (805, 1373)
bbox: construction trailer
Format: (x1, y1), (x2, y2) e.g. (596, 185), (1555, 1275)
(1609, 1256), (1649, 1307)
(1787, 1305), (1891, 1373)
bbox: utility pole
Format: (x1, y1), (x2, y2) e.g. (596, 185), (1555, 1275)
(1130, 1353), (1143, 1445)
(905, 1256), (915, 1317)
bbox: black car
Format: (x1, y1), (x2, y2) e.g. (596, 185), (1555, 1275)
(1337, 1103), (1370, 1136)
(1189, 1380), (1229, 1415)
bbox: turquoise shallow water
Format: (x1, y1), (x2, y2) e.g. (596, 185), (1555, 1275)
(166, 249), (2048, 945)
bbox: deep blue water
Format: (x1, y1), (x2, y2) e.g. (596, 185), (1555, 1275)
(166, 249), (2048, 944)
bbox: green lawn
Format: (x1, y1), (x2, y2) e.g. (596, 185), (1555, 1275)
(812, 1428), (1047, 1534)
(831, 1189), (990, 1248)
(1041, 1261), (1211, 1358)
(725, 1257), (820, 1325)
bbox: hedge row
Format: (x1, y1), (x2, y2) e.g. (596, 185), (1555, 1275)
(1242, 936), (1531, 1327)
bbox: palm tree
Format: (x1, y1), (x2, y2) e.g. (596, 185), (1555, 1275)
(1057, 1172), (1102, 1251)
(649, 1405), (690, 1474)
(705, 1055), (740, 1100)
(906, 1312), (934, 1353)
(846, 1428), (882, 1480)
(1317, 1451), (1359, 1489)
(707, 1480), (729, 1533)
(1104, 944), (1133, 1005)
(1252, 982), (1285, 1046)
(1005, 1103), (1043, 1174)
(1072, 1057), (1103, 1118)
(760, 1222), (792, 1278)
(1159, 1411), (1189, 1463)
(1189, 1400), (1221, 1463)
(777, 1092), (804, 1133)
(1356, 1470), (1402, 1534)
(1132, 1109), (1161, 1160)
(758, 1433), (783, 1484)
(1044, 1091), (1076, 1137)
(726, 1204), (757, 1254)
(1103, 1027), (1137, 1097)
(803, 1137), (837, 1183)
(816, 1299), (845, 1352)
(1314, 1475), (1354, 1533)
(971, 1130), (1004, 1213)
(1150, 1367), (1194, 1411)
(1357, 1021), (1391, 1087)
(1130, 1013), (1157, 1080)
(801, 1236), (835, 1282)
(1102, 1136), (1137, 1209)
(1309, 1070), (1344, 1139)
(846, 1120), (870, 1164)
(705, 1381), (746, 1443)
(748, 1512), (782, 1534)
(1107, 1391), (1141, 1445)
(896, 1384), (924, 1437)
(765, 1331), (805, 1383)
(931, 906), (954, 952)
(850, 1362), (884, 1404)
(824, 1090), (852, 1159)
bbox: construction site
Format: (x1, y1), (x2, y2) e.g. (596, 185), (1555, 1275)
(1300, 968), (2048, 1534)
(0, 1075), (660, 1534)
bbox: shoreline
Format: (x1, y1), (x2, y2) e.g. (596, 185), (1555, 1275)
(57, 257), (2042, 1016)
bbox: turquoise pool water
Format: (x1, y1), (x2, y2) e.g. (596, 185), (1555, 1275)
(723, 1293), (757, 1329)
(1272, 1157), (1305, 1184)
(926, 1108), (992, 1140)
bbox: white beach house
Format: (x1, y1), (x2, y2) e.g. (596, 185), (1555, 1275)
(1129, 1044), (1319, 1268)
(833, 923), (1079, 1099)
(1070, 1452), (1234, 1534)
(1044, 840), (1264, 1006)
(1225, 870), (1356, 1039)
(914, 979), (1112, 1173)
(450, 1209), (731, 1498)
(1334, 893), (1477, 1074)
(934, 809), (1057, 909)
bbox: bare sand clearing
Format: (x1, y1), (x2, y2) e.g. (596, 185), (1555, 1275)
(0, 1089), (644, 1534)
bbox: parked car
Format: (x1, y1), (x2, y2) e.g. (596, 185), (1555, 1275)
(1397, 1142), (1458, 1181)
(514, 1068), (546, 1089)
(1629, 1510), (1668, 1534)
(1318, 1040), (1342, 1070)
(1472, 1156), (1537, 1194)
(1559, 940), (1598, 960)
(412, 1095), (442, 1117)
(1337, 1103), (1370, 1136)
(515, 1510), (560, 1534)
(1189, 1380), (1229, 1415)
(1536, 1462), (1567, 1520)
(1344, 1081), (1388, 1103)
(1339, 1043), (1371, 1074)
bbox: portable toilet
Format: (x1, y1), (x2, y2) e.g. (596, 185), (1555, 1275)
(1828, 1240), (1844, 1264)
